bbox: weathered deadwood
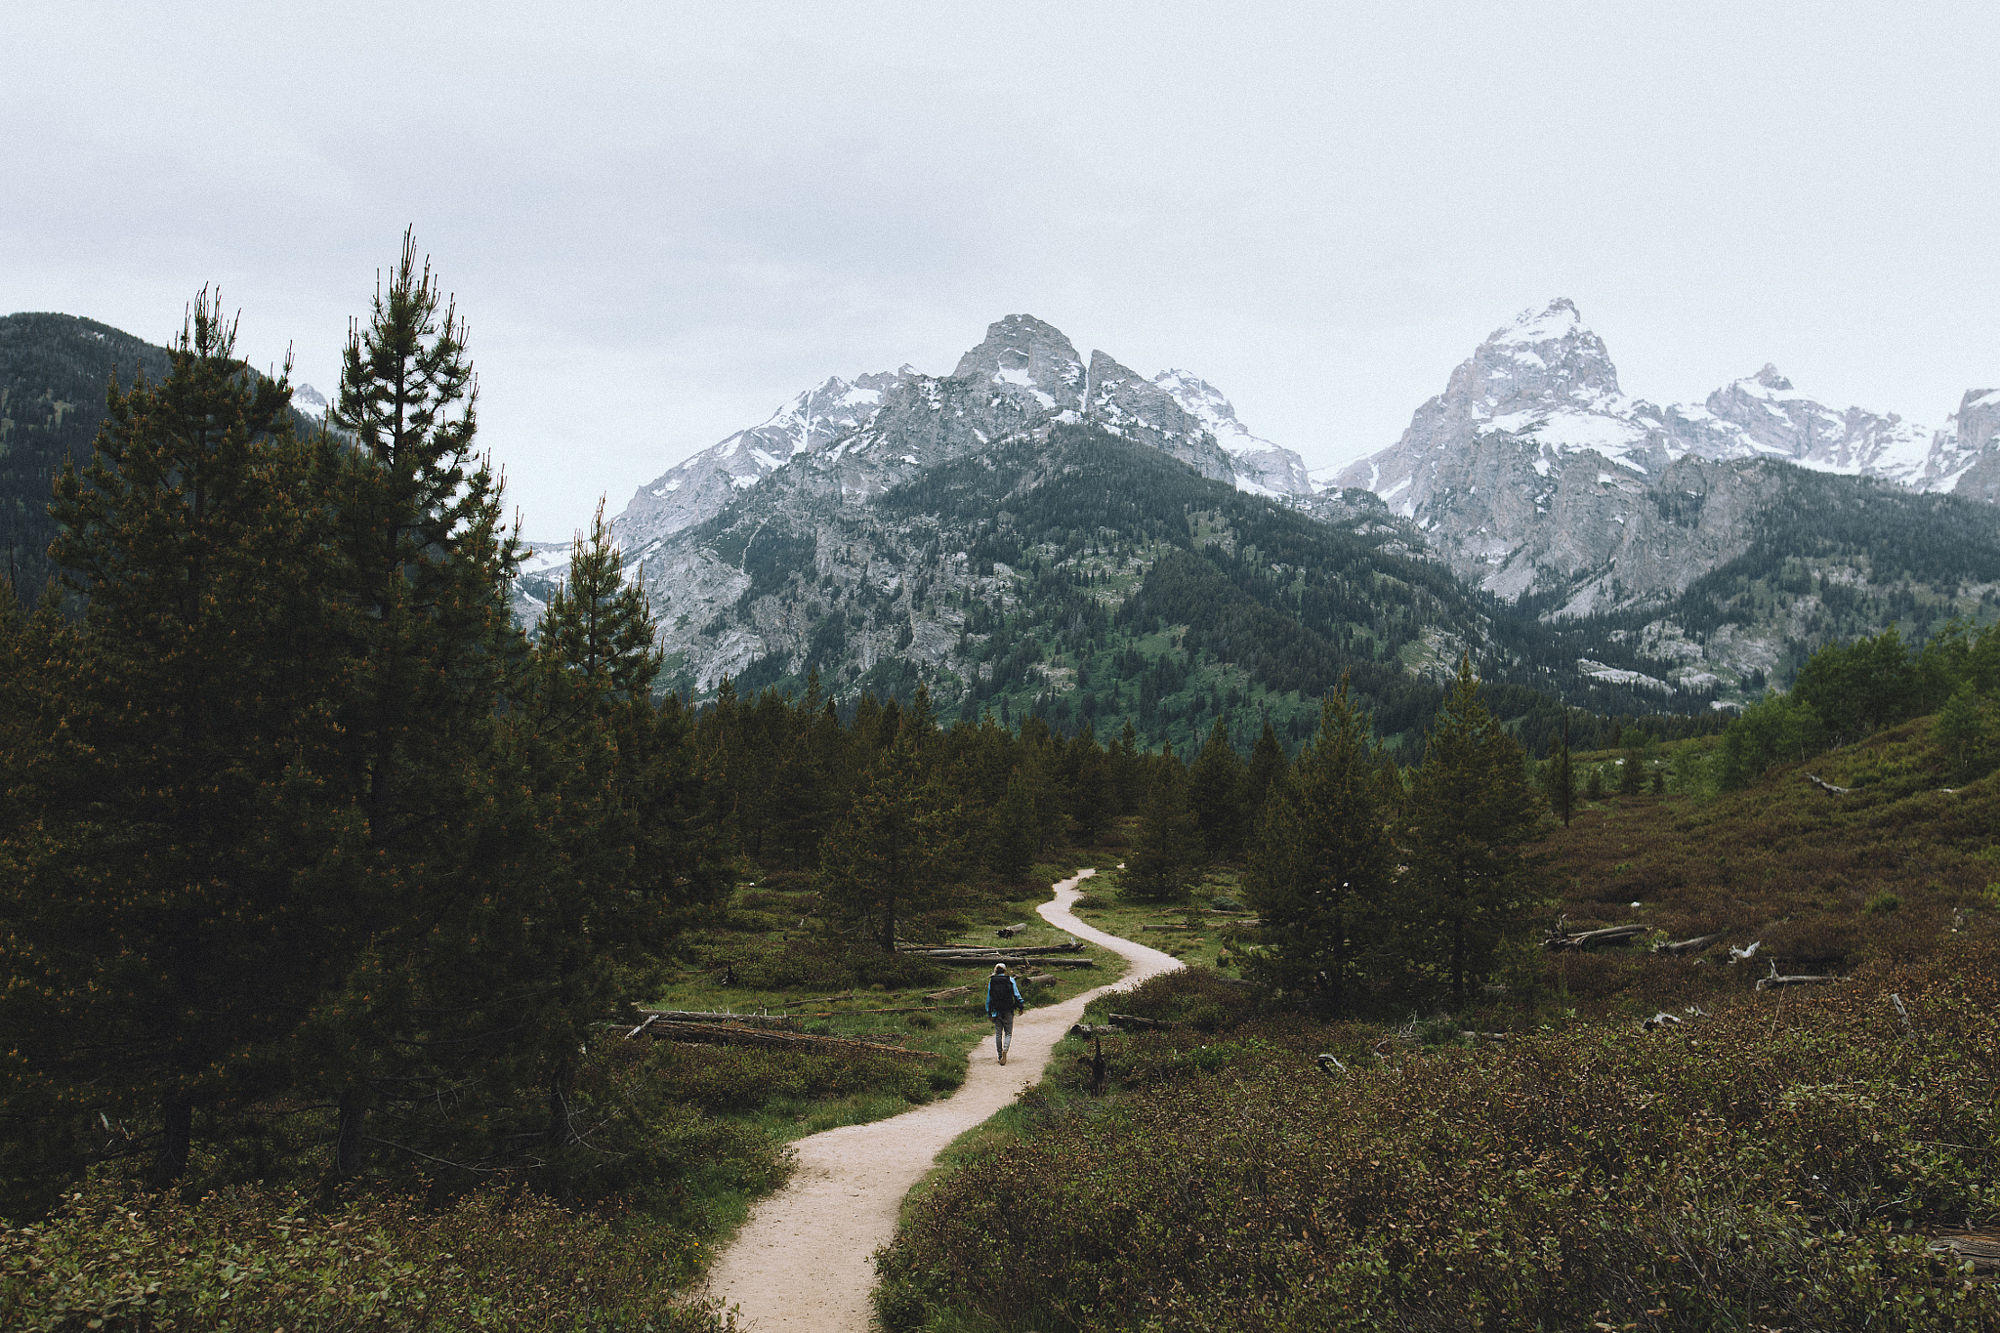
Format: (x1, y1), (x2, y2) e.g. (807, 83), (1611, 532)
(1805, 772), (1855, 796)
(806, 1004), (945, 1016)
(900, 942), (1083, 956)
(1755, 965), (1850, 991)
(924, 984), (972, 1002)
(634, 1008), (801, 1029)
(639, 1019), (935, 1061)
(625, 1013), (661, 1040)
(1654, 932), (1723, 956)
(1139, 923), (1199, 932)
(1931, 1230), (2000, 1277)
(923, 955), (1095, 968)
(1106, 1012), (1171, 1031)
(1544, 924), (1649, 951)
(995, 922), (1028, 938)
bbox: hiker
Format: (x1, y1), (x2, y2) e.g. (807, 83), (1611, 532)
(986, 963), (1026, 1065)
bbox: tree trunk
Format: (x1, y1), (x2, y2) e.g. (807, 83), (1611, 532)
(157, 1092), (192, 1183)
(334, 1089), (366, 1180)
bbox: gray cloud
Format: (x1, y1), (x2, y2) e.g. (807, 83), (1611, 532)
(7, 2), (1997, 536)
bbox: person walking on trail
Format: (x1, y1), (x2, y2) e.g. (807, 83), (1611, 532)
(987, 963), (1026, 1065)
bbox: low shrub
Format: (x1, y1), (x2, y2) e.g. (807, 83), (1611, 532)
(0, 1179), (730, 1332)
(879, 946), (2000, 1331)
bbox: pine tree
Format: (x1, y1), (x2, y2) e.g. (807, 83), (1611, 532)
(821, 738), (961, 948)
(1243, 717), (1288, 827)
(1188, 717), (1249, 863)
(16, 292), (348, 1182)
(1543, 709), (1575, 826)
(1122, 745), (1202, 902)
(1244, 685), (1394, 1011)
(315, 231), (525, 1178)
(1404, 656), (1544, 1007)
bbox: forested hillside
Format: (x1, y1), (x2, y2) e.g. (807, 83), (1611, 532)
(670, 425), (1715, 754)
(1575, 466), (2000, 693)
(0, 314), (170, 599)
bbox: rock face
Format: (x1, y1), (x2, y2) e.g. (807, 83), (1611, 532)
(608, 314), (1314, 573)
(1154, 369), (1315, 496)
(1931, 389), (2000, 502)
(1333, 298), (2000, 611)
(612, 370), (902, 553)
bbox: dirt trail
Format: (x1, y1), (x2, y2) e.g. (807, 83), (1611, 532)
(701, 868), (1181, 1331)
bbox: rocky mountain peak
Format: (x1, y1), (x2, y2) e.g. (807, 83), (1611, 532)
(1152, 369), (1240, 428)
(292, 383), (329, 418)
(1473, 297), (1622, 401)
(1752, 364), (1792, 391)
(951, 313), (1084, 410)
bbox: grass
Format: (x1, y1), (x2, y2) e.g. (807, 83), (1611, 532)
(1067, 863), (1248, 974)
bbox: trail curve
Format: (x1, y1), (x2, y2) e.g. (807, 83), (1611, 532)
(702, 868), (1181, 1331)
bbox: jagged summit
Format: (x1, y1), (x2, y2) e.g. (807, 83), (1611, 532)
(1751, 364), (1791, 391)
(949, 314), (1085, 416)
(605, 315), (1316, 558)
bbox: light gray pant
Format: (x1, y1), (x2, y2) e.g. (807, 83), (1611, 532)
(992, 1011), (1014, 1059)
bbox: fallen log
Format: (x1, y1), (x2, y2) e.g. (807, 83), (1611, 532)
(924, 984), (972, 1002)
(900, 942), (1083, 956)
(639, 1019), (935, 1061)
(1805, 772), (1854, 796)
(1654, 932), (1723, 956)
(633, 1008), (801, 1029)
(1544, 924), (1649, 951)
(1105, 1012), (1171, 1031)
(1139, 923), (1199, 932)
(1931, 1230), (2000, 1278)
(995, 922), (1029, 938)
(1756, 962), (1850, 991)
(922, 954), (1096, 968)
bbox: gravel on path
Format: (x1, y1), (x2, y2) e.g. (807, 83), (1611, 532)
(701, 868), (1182, 1331)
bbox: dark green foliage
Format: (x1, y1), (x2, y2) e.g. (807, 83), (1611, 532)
(1543, 711), (1575, 825)
(0, 314), (171, 602)
(1187, 717), (1248, 862)
(1244, 686), (1397, 1010)
(820, 738), (963, 947)
(1404, 657), (1545, 1005)
(0, 1177), (730, 1332)
(0, 246), (730, 1217)
(6, 294), (346, 1187)
(1123, 748), (1203, 902)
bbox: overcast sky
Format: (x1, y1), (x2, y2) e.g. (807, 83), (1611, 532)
(7, 2), (1997, 537)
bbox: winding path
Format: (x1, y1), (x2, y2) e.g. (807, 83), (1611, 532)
(701, 868), (1182, 1331)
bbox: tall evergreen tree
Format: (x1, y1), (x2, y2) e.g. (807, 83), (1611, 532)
(1243, 717), (1288, 827)
(1543, 709), (1575, 827)
(10, 293), (347, 1183)
(1122, 745), (1203, 902)
(1245, 685), (1394, 1011)
(316, 231), (524, 1177)
(1188, 717), (1249, 863)
(820, 738), (961, 948)
(1405, 656), (1544, 1007)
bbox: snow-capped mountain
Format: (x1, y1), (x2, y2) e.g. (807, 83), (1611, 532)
(612, 370), (903, 553)
(291, 382), (330, 418)
(1154, 369), (1314, 496)
(608, 315), (1313, 564)
(1331, 298), (2000, 611)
